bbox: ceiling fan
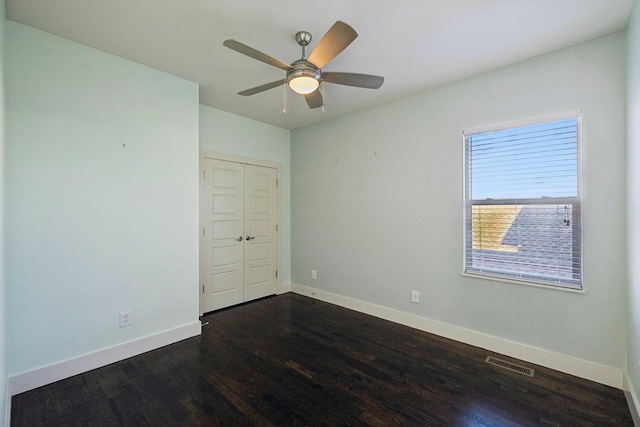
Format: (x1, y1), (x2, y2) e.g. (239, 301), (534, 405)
(223, 21), (384, 109)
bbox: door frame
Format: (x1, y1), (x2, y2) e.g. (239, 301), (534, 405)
(199, 150), (283, 316)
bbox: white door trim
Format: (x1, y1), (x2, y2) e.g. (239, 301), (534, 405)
(199, 150), (283, 316)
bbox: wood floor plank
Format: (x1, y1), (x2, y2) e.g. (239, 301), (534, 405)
(11, 293), (634, 426)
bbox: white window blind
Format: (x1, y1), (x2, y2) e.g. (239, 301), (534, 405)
(464, 116), (581, 289)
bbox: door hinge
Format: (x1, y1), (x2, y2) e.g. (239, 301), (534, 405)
(203, 170), (205, 179)
(202, 227), (205, 236)
(276, 270), (278, 278)
(276, 224), (278, 232)
(202, 285), (204, 293)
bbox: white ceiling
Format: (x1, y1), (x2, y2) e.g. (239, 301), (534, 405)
(6, 0), (635, 130)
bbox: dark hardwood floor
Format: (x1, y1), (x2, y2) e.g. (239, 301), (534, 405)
(11, 293), (634, 426)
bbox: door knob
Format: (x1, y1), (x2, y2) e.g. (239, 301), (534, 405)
(246, 236), (255, 240)
(235, 236), (243, 241)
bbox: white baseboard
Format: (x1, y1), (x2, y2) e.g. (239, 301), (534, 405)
(624, 372), (640, 426)
(291, 283), (623, 389)
(277, 282), (292, 295)
(10, 321), (202, 395)
(4, 379), (10, 427)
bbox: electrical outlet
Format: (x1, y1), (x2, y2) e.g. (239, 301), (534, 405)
(119, 310), (132, 327)
(411, 291), (420, 303)
(311, 270), (317, 280)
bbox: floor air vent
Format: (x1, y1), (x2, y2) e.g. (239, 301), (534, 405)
(485, 356), (535, 377)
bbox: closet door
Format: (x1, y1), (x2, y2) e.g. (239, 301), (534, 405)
(201, 159), (245, 312)
(201, 158), (279, 314)
(244, 165), (278, 302)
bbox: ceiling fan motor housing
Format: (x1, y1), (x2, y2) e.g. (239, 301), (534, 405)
(286, 59), (321, 85)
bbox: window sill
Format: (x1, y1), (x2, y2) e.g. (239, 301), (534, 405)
(461, 272), (586, 294)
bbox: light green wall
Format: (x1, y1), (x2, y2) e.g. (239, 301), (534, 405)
(627, 0), (640, 409)
(292, 32), (627, 369)
(199, 105), (291, 284)
(0, 3), (7, 424)
(5, 22), (200, 375)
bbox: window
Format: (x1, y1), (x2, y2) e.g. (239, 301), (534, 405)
(463, 114), (582, 290)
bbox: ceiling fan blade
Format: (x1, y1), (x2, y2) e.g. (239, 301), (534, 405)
(223, 39), (292, 71)
(238, 80), (285, 96)
(305, 90), (323, 109)
(307, 21), (358, 69)
(322, 72), (384, 89)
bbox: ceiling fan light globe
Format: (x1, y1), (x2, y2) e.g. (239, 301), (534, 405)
(288, 76), (319, 95)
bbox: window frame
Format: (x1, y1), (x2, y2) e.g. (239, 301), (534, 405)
(462, 111), (583, 291)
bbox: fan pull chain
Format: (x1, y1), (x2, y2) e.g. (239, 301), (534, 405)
(282, 80), (287, 114)
(322, 82), (326, 113)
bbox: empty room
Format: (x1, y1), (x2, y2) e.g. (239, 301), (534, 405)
(3, 0), (640, 425)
